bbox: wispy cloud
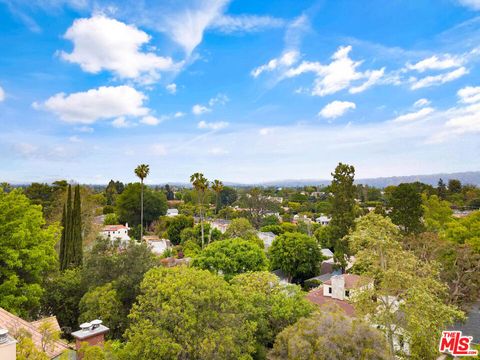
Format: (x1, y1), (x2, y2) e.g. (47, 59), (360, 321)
(198, 120), (228, 130)
(409, 66), (468, 90)
(319, 100), (356, 119)
(392, 107), (435, 123)
(210, 14), (284, 33)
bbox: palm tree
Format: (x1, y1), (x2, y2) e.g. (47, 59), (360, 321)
(190, 172), (209, 248)
(211, 179), (224, 214)
(134, 164), (150, 241)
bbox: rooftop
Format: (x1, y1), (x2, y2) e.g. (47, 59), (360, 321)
(71, 323), (109, 341)
(102, 224), (128, 231)
(324, 274), (366, 289)
(0, 308), (70, 358)
(306, 289), (356, 317)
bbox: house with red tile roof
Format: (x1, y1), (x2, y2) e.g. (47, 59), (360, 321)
(306, 274), (373, 317)
(0, 308), (72, 359)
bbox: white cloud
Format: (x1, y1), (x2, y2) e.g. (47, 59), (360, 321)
(0, 86), (4, 102)
(198, 120), (228, 130)
(406, 55), (463, 72)
(259, 128), (274, 135)
(211, 14), (284, 33)
(69, 136), (82, 143)
(208, 93), (229, 106)
(457, 0), (480, 10)
(192, 104), (211, 115)
(14, 142), (38, 157)
(349, 68), (385, 94)
(174, 111), (185, 118)
(457, 86), (480, 103)
(410, 67), (468, 90)
(151, 143), (167, 156)
(140, 115), (162, 126)
(112, 116), (135, 128)
(166, 83), (177, 94)
(251, 50), (300, 78)
(160, 0), (228, 55)
(445, 103), (480, 134)
(61, 15), (177, 83)
(282, 46), (384, 96)
(319, 101), (356, 119)
(74, 126), (94, 133)
(414, 98), (431, 108)
(37, 85), (149, 124)
(392, 107), (435, 123)
(208, 147), (229, 155)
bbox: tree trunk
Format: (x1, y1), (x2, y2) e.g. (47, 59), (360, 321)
(140, 179), (144, 241)
(200, 192), (205, 248)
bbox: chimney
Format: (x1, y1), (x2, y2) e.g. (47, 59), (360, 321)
(0, 329), (17, 360)
(71, 320), (109, 359)
(331, 275), (346, 300)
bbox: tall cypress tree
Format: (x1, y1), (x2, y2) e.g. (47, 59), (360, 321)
(60, 185), (73, 270)
(72, 185), (83, 266)
(59, 204), (67, 270)
(329, 163), (356, 269)
(59, 185), (83, 270)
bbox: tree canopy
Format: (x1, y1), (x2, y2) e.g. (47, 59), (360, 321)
(0, 189), (59, 318)
(388, 183), (424, 234)
(116, 183), (167, 228)
(269, 306), (390, 360)
(329, 163), (356, 266)
(122, 267), (256, 359)
(347, 213), (463, 359)
(269, 232), (322, 282)
(193, 238), (268, 279)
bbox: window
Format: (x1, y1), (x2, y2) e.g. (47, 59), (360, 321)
(328, 286), (332, 294)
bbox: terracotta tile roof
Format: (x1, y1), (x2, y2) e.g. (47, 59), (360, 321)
(323, 274), (366, 289)
(30, 316), (61, 334)
(0, 308), (71, 359)
(102, 225), (127, 231)
(306, 289), (356, 317)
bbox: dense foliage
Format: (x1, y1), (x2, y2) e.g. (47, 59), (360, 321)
(193, 238), (268, 279)
(0, 189), (59, 318)
(269, 307), (390, 360)
(269, 232), (322, 282)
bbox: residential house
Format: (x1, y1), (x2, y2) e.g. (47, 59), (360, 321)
(209, 219), (231, 233)
(306, 274), (373, 317)
(315, 215), (331, 226)
(144, 235), (172, 255)
(257, 231), (276, 249)
(292, 214), (312, 224)
(71, 320), (109, 359)
(166, 208), (179, 217)
(0, 308), (72, 359)
(100, 224), (130, 244)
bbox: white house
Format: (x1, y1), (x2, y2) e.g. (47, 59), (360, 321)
(321, 248), (334, 260)
(323, 274), (372, 301)
(257, 231), (276, 249)
(316, 215), (331, 226)
(144, 235), (172, 255)
(101, 224), (130, 244)
(210, 219), (231, 233)
(166, 208), (179, 217)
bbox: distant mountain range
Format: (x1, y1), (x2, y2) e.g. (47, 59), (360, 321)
(10, 171), (480, 188)
(253, 171), (480, 188)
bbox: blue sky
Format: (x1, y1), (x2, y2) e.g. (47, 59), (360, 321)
(1, 0), (480, 184)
